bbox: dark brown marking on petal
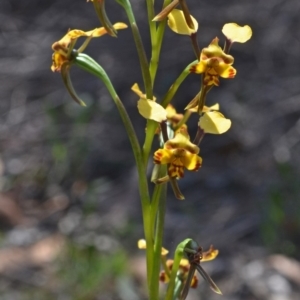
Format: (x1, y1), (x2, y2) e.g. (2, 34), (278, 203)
(189, 65), (197, 73)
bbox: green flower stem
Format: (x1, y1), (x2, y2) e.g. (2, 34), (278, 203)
(74, 53), (154, 291)
(116, 0), (153, 99)
(142, 120), (157, 167)
(151, 165), (168, 300)
(151, 181), (164, 231)
(149, 0), (172, 84)
(145, 0), (156, 47)
(117, 0), (157, 167)
(161, 60), (197, 108)
(149, 23), (164, 84)
(143, 0), (172, 167)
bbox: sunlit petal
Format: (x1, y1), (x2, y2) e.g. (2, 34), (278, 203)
(181, 152), (202, 171)
(138, 99), (167, 122)
(214, 63), (236, 78)
(190, 60), (207, 74)
(222, 23), (252, 43)
(154, 149), (174, 164)
(199, 111), (231, 134)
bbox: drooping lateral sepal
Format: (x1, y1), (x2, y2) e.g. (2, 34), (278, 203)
(61, 63), (86, 107)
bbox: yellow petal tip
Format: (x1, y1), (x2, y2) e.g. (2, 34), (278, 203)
(137, 99), (167, 122)
(222, 23), (252, 43)
(199, 111), (231, 134)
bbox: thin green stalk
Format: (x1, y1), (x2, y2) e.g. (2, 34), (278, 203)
(142, 120), (158, 167)
(149, 0), (172, 84)
(161, 60), (197, 108)
(145, 0), (156, 47)
(149, 24), (164, 84)
(144, 0), (172, 167)
(75, 53), (154, 291)
(151, 166), (168, 300)
(116, 0), (153, 99)
(151, 181), (164, 227)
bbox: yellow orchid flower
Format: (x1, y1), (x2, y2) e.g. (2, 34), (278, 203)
(199, 111), (231, 134)
(222, 23), (252, 44)
(153, 128), (202, 178)
(190, 37), (236, 86)
(50, 23), (127, 106)
(167, 9), (198, 35)
(51, 23), (127, 72)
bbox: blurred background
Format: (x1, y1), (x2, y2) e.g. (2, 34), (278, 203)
(0, 0), (300, 299)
